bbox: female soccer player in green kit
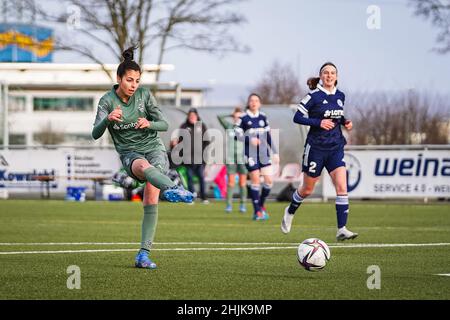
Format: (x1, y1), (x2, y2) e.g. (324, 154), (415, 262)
(92, 46), (194, 269)
(217, 107), (248, 213)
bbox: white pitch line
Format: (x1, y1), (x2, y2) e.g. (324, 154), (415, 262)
(434, 274), (450, 277)
(330, 243), (450, 249)
(0, 242), (303, 246)
(0, 242), (140, 246)
(0, 242), (450, 247)
(0, 243), (450, 255)
(0, 247), (297, 255)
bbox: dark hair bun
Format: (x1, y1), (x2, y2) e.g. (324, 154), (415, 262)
(122, 46), (135, 61)
(307, 77), (320, 90)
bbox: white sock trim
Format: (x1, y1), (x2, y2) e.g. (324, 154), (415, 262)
(336, 195), (349, 206)
(293, 190), (304, 203)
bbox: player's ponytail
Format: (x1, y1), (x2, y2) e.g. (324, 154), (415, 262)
(117, 45), (141, 78)
(233, 107), (243, 115)
(307, 77), (320, 90)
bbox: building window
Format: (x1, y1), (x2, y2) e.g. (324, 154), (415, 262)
(157, 97), (192, 106)
(64, 133), (93, 145)
(33, 97), (94, 111)
(9, 134), (26, 145)
(8, 96), (27, 112)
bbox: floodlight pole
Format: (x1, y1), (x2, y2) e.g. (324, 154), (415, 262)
(1, 82), (8, 148)
(175, 83), (182, 108)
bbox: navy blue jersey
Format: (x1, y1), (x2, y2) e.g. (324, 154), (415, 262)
(295, 84), (347, 150)
(236, 110), (277, 159)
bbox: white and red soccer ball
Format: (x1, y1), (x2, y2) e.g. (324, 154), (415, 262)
(297, 238), (331, 271)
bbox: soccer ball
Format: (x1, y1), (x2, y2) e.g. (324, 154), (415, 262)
(297, 238), (331, 271)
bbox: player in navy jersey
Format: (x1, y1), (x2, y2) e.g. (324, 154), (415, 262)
(280, 62), (358, 241)
(236, 93), (279, 221)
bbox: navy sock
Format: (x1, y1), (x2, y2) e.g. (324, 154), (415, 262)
(250, 184), (261, 213)
(336, 195), (349, 229)
(288, 190), (304, 214)
(260, 183), (272, 208)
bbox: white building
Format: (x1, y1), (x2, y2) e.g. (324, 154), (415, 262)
(0, 63), (205, 146)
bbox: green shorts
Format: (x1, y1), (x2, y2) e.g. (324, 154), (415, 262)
(226, 163), (248, 175)
(119, 150), (170, 183)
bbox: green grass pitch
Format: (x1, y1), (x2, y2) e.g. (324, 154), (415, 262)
(0, 200), (449, 300)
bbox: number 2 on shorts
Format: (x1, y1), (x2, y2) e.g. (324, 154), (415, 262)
(309, 161), (317, 173)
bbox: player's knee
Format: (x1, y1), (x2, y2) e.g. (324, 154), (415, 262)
(264, 178), (273, 186)
(336, 186), (347, 195)
(134, 161), (151, 174)
(301, 187), (314, 198)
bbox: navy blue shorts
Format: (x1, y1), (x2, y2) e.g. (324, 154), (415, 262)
(245, 154), (272, 173)
(301, 143), (345, 178)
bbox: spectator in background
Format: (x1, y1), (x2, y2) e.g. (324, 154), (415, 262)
(171, 108), (210, 204)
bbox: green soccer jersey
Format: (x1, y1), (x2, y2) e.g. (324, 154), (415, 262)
(92, 85), (168, 154)
(217, 114), (245, 165)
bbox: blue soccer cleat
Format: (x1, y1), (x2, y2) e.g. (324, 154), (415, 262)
(135, 250), (157, 269)
(225, 205), (232, 213)
(239, 204), (247, 213)
(252, 210), (268, 221)
(260, 206), (270, 220)
(163, 186), (194, 203)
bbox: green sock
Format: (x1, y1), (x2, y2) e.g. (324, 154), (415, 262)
(143, 167), (176, 191)
(226, 185), (234, 207)
(240, 186), (247, 205)
(141, 205), (158, 251)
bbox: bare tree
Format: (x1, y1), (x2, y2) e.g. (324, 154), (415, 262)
(250, 61), (303, 105)
(349, 91), (449, 145)
(25, 0), (249, 83)
(410, 0), (450, 54)
(1, 0), (35, 23)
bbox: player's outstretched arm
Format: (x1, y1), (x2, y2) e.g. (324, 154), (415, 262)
(217, 114), (233, 130)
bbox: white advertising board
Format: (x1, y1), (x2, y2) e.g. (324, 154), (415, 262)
(323, 149), (450, 198)
(0, 148), (121, 195)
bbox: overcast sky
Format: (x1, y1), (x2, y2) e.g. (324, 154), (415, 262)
(53, 0), (450, 105)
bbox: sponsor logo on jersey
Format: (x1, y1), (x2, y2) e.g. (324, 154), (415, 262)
(248, 128), (267, 134)
(324, 109), (344, 118)
(112, 121), (139, 130)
